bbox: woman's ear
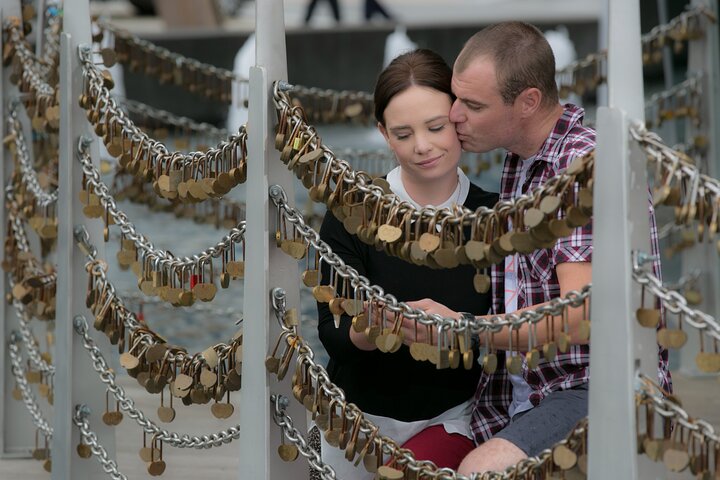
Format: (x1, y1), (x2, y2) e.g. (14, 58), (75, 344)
(377, 121), (390, 142)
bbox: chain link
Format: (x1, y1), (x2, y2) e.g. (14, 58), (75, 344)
(12, 296), (56, 375)
(74, 225), (240, 364)
(78, 45), (248, 171)
(73, 406), (129, 480)
(556, 4), (715, 79)
(120, 98), (229, 140)
(270, 184), (591, 335)
(7, 99), (59, 207)
(270, 290), (589, 480)
(632, 261), (720, 342)
(271, 395), (340, 480)
(77, 139), (247, 270)
(73, 315), (243, 448)
(273, 85), (594, 238)
(636, 373), (720, 444)
(630, 122), (720, 198)
(4, 20), (55, 100)
(7, 338), (53, 436)
(645, 71), (703, 112)
(94, 19), (242, 84)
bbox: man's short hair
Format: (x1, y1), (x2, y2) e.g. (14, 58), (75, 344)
(455, 21), (559, 108)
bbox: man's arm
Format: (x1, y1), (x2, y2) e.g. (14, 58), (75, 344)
(404, 261), (592, 349)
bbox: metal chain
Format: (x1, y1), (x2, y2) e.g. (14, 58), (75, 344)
(39, 2), (62, 73)
(270, 289), (587, 480)
(3, 20), (55, 100)
(632, 260), (720, 342)
(273, 84), (594, 231)
(73, 225), (240, 364)
(120, 98), (229, 139)
(73, 315), (243, 449)
(12, 296), (56, 375)
(556, 4), (715, 78)
(270, 184), (591, 335)
(77, 138), (247, 270)
(636, 373), (720, 444)
(73, 405), (129, 480)
(630, 122), (720, 198)
(117, 289), (243, 322)
(271, 395), (340, 480)
(77, 44), (248, 169)
(7, 336), (53, 436)
(7, 99), (59, 207)
(645, 71), (703, 112)
(94, 19), (242, 84)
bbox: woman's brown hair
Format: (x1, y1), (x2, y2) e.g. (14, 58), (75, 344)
(374, 48), (454, 126)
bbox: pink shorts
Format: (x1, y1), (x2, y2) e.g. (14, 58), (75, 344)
(400, 424), (475, 469)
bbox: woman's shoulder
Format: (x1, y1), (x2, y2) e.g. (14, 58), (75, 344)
(465, 181), (499, 209)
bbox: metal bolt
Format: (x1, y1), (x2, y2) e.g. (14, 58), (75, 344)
(268, 184), (283, 199)
(78, 135), (93, 149)
(277, 81), (295, 92)
(9, 331), (21, 344)
(73, 315), (87, 333)
(635, 251), (659, 267)
(76, 404), (91, 419)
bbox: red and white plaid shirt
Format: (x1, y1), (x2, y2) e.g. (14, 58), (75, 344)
(470, 104), (671, 442)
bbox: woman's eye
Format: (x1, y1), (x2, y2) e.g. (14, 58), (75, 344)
(429, 125), (445, 132)
(395, 134), (410, 140)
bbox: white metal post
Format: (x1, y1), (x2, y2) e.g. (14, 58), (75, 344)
(0, 0), (35, 458)
(54, 0), (116, 477)
(678, 0), (720, 376)
(588, 0), (661, 478)
(238, 0), (306, 479)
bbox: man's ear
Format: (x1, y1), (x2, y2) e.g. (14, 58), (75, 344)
(378, 121), (391, 143)
(517, 87), (542, 117)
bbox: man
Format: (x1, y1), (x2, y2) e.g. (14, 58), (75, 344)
(408, 21), (670, 474)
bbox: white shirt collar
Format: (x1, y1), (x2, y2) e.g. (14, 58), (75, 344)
(386, 166), (470, 210)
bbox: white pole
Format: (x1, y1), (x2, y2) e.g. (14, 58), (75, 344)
(238, 0), (306, 478)
(0, 0), (35, 458)
(678, 0), (720, 377)
(588, 0), (661, 478)
(54, 0), (116, 477)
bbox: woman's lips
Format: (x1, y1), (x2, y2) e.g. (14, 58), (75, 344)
(417, 154), (442, 168)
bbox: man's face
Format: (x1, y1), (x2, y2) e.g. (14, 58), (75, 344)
(450, 56), (518, 153)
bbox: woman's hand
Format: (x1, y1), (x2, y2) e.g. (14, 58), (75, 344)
(400, 299), (460, 346)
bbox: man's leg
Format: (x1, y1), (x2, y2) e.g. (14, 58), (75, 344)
(460, 385), (589, 475)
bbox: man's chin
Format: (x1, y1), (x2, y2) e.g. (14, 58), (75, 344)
(460, 139), (481, 153)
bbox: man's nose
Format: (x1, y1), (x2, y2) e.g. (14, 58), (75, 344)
(449, 99), (465, 123)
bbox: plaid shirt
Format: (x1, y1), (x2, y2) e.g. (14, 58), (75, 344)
(470, 104), (671, 443)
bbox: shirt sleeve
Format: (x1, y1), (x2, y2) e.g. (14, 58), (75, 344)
(553, 145), (594, 266)
(316, 210), (371, 365)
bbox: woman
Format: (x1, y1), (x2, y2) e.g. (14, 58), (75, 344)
(317, 49), (498, 477)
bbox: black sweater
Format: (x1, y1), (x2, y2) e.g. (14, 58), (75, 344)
(317, 183), (498, 421)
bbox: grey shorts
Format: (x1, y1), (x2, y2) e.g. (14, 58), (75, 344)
(493, 384), (588, 457)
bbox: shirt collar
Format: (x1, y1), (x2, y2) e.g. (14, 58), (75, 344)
(509, 103), (587, 165)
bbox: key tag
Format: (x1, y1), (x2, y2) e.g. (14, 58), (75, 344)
(482, 328), (497, 374)
(277, 427), (299, 462)
(505, 323), (522, 375)
(157, 385), (176, 423)
(147, 434), (166, 476)
(526, 320), (540, 370)
(557, 307), (571, 354)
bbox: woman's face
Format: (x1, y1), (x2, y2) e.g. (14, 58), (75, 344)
(379, 85), (462, 185)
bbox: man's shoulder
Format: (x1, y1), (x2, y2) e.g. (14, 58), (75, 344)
(548, 123), (596, 171)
